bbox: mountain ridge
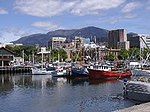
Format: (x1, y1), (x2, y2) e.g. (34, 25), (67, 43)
(13, 26), (109, 46)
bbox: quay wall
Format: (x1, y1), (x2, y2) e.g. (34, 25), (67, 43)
(116, 102), (150, 112)
(0, 66), (32, 74)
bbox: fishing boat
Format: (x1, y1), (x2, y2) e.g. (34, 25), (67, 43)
(88, 64), (132, 80)
(124, 76), (150, 102)
(32, 47), (53, 75)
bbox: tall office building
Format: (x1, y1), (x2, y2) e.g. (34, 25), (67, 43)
(108, 29), (129, 50)
(127, 33), (140, 48)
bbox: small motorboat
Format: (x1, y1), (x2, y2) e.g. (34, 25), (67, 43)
(50, 66), (67, 77)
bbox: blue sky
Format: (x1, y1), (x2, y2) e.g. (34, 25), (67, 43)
(0, 0), (150, 43)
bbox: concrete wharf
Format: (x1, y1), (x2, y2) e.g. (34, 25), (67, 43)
(116, 102), (150, 112)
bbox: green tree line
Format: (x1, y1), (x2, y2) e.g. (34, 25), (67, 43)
(106, 48), (150, 61)
(6, 45), (68, 62)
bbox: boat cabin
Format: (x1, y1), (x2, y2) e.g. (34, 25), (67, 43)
(89, 64), (112, 71)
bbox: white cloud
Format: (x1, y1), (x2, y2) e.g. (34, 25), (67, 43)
(0, 8), (8, 14)
(31, 21), (59, 31)
(108, 13), (136, 24)
(124, 13), (136, 19)
(71, 0), (126, 16)
(0, 27), (32, 43)
(14, 0), (126, 17)
(109, 18), (120, 24)
(122, 2), (140, 13)
(14, 0), (76, 17)
(147, 7), (150, 10)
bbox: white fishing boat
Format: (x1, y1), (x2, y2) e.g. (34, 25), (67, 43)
(124, 76), (150, 102)
(31, 47), (54, 75)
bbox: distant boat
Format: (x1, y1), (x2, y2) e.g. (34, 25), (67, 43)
(55, 66), (67, 76)
(51, 63), (69, 77)
(124, 77), (150, 102)
(88, 64), (132, 80)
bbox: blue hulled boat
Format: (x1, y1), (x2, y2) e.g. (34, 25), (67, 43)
(71, 67), (89, 77)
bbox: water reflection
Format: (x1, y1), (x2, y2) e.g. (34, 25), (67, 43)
(0, 74), (137, 112)
(0, 75), (14, 95)
(0, 75), (55, 90)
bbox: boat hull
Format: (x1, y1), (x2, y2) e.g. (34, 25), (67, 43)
(72, 71), (88, 77)
(53, 70), (67, 77)
(31, 68), (54, 75)
(71, 68), (88, 77)
(88, 69), (131, 80)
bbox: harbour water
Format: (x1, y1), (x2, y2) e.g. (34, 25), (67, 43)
(0, 74), (138, 112)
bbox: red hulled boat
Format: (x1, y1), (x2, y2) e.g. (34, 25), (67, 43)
(88, 65), (132, 80)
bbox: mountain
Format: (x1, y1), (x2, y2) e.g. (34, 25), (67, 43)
(13, 26), (109, 46)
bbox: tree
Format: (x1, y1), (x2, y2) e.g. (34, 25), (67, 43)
(106, 53), (116, 61)
(141, 48), (150, 60)
(51, 48), (68, 61)
(59, 49), (68, 61)
(128, 48), (140, 60)
(5, 45), (38, 61)
(118, 49), (129, 60)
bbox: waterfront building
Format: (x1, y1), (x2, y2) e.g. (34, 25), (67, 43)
(127, 33), (150, 49)
(48, 37), (66, 49)
(127, 33), (140, 48)
(0, 47), (14, 66)
(108, 29), (129, 50)
(117, 41), (130, 50)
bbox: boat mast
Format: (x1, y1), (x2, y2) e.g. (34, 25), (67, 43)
(58, 38), (60, 62)
(32, 51), (34, 64)
(58, 49), (60, 62)
(22, 50), (24, 65)
(52, 38), (54, 62)
(41, 51), (44, 69)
